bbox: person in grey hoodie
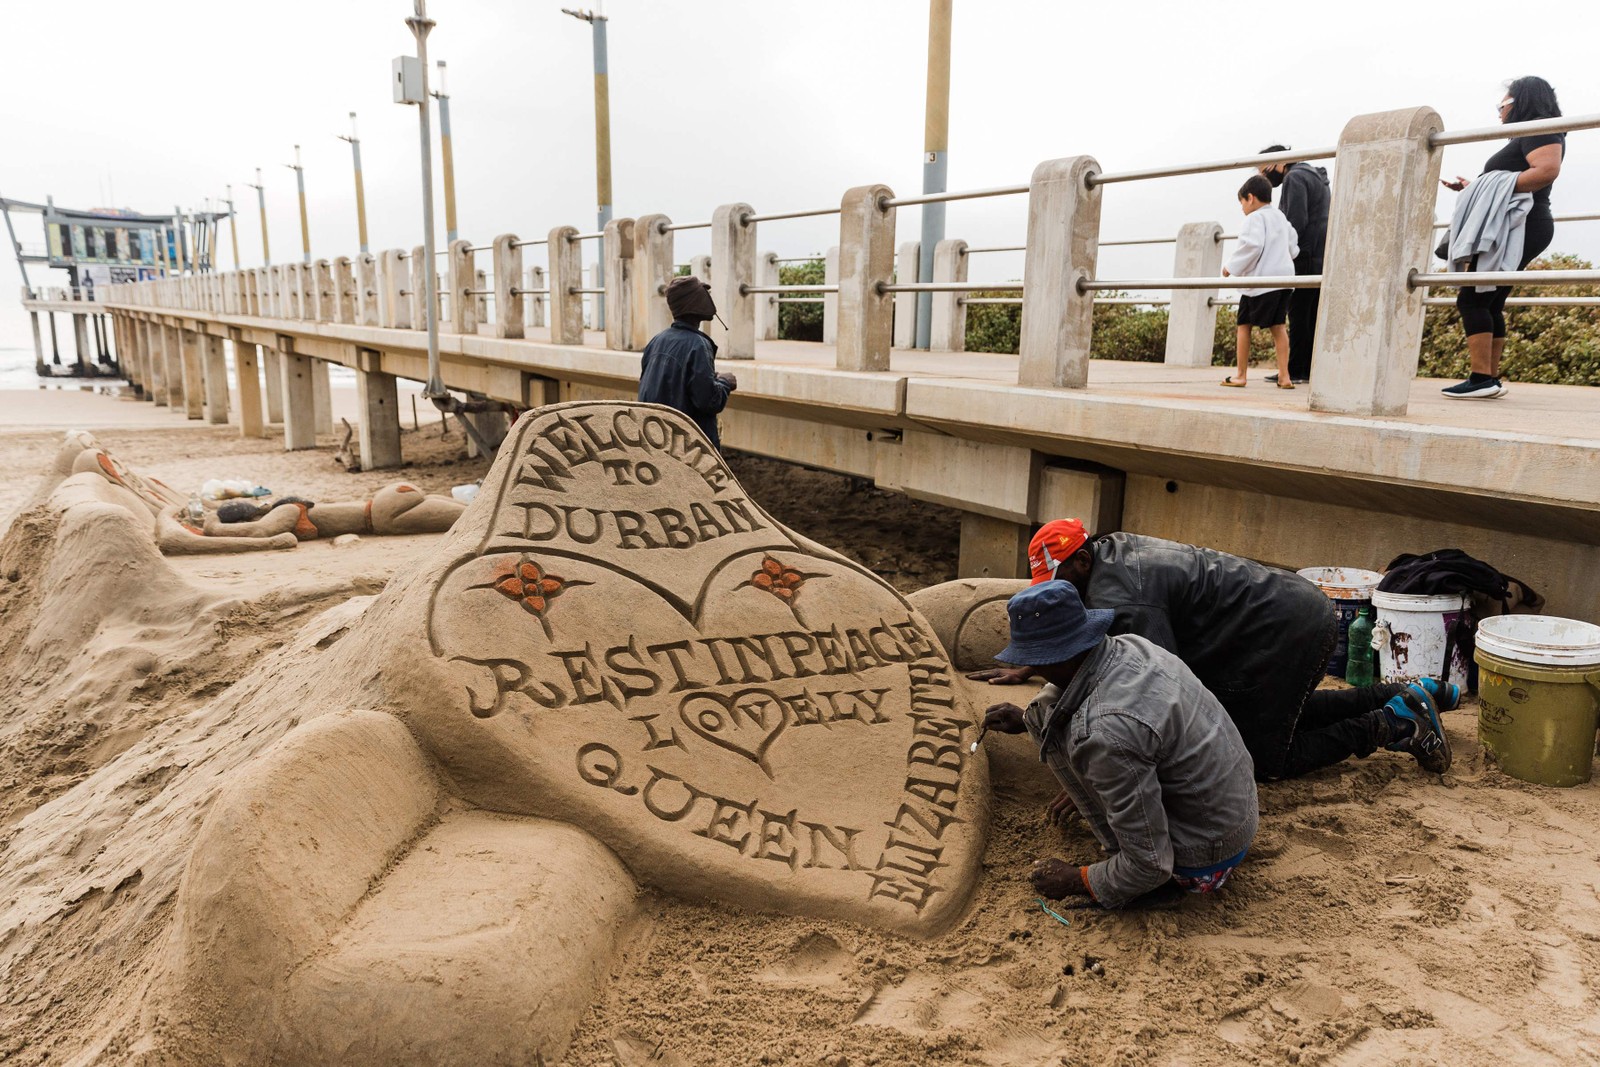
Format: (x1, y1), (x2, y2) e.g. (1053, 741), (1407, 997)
(980, 580), (1259, 908)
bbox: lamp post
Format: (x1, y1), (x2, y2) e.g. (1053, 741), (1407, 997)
(285, 145), (310, 263)
(224, 186), (241, 270)
(402, 0), (444, 401)
(247, 167), (270, 266)
(337, 112), (370, 253)
(432, 62), (458, 245)
(562, 3), (612, 330)
(915, 0), (953, 350)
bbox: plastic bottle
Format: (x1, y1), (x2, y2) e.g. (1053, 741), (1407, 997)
(1345, 606), (1375, 687)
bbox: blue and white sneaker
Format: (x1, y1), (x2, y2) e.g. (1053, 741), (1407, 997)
(1382, 685), (1452, 774)
(1441, 377), (1503, 400)
(1416, 677), (1461, 713)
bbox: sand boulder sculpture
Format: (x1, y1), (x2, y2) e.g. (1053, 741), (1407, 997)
(143, 401), (989, 1064)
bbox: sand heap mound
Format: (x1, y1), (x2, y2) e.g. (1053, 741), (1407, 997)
(1, 402), (988, 1066)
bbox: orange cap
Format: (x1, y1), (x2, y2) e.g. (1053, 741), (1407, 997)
(1028, 518), (1089, 584)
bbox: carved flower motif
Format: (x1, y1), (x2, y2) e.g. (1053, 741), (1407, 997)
(749, 556), (806, 602)
(493, 560), (571, 616)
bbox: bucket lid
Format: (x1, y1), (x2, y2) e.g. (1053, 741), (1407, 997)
(1297, 567), (1384, 599)
(1477, 614), (1600, 668)
(1370, 589), (1470, 612)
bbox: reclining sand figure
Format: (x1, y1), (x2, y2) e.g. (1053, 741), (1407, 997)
(200, 482), (467, 541)
(0, 403), (990, 1066)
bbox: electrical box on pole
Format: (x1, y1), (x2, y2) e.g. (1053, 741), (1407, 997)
(392, 57), (424, 104)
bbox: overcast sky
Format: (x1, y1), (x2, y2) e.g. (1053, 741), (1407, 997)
(2, 0), (1596, 350)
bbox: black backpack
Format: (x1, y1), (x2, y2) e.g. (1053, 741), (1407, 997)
(1378, 549), (1545, 689)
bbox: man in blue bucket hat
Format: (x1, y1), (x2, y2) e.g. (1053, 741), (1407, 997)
(981, 581), (1259, 908)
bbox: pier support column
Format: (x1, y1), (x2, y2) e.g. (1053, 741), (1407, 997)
(822, 246), (839, 345)
(465, 410), (509, 460)
(958, 513), (1030, 580)
(1310, 106), (1444, 417)
(756, 251), (779, 342)
(548, 226), (584, 344)
(73, 314), (90, 370)
(835, 184), (896, 373)
(279, 342), (318, 450)
(930, 238), (969, 352)
(893, 241), (920, 349)
(492, 234), (525, 339)
(356, 349), (402, 469)
(1018, 155), (1102, 389)
(29, 312), (45, 373)
(1164, 222), (1225, 366)
(181, 328), (204, 419)
(604, 218), (635, 350)
(630, 214), (668, 348)
(263, 349), (284, 423)
(709, 203), (756, 359)
(312, 360), (333, 435)
(235, 339), (265, 438)
(204, 334), (230, 425)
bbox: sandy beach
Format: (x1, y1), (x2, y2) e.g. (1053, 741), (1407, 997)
(2, 389), (1598, 1067)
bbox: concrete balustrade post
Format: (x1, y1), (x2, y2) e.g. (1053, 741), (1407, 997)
(1310, 106), (1444, 416)
(893, 241), (920, 348)
(584, 265), (598, 331)
(379, 250), (409, 329)
(835, 184), (897, 373)
(409, 245), (428, 330)
(527, 266), (547, 328)
(930, 238), (969, 352)
(262, 268), (277, 317)
(1163, 222), (1225, 366)
(356, 348), (403, 469)
(756, 251), (779, 342)
(332, 257), (356, 324)
(1018, 155), (1102, 389)
(247, 270), (261, 316)
(356, 253), (379, 327)
(604, 217), (636, 351)
(633, 215), (674, 349)
(822, 246), (839, 344)
(203, 334), (230, 425)
(296, 264), (314, 320)
(689, 255), (711, 285)
(235, 338), (265, 438)
(278, 338), (317, 450)
(448, 239), (477, 334)
(492, 234), (525, 339)
(710, 203), (757, 359)
(548, 226), (584, 345)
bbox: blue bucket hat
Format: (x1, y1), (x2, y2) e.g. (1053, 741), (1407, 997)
(998, 581), (1115, 667)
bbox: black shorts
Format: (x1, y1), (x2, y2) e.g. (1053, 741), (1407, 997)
(1237, 289), (1291, 327)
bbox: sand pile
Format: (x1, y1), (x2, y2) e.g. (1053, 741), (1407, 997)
(2, 412), (1598, 1067)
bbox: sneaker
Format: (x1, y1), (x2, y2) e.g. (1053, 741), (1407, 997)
(1416, 677), (1461, 713)
(1441, 377), (1503, 400)
(1265, 373), (1279, 383)
(1291, 377), (1311, 385)
(1383, 687), (1452, 773)
(1494, 379), (1509, 397)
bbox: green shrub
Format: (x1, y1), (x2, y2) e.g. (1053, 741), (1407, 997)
(778, 259), (825, 342)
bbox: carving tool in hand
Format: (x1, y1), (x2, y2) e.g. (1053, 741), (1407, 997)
(1035, 898), (1072, 927)
(969, 722), (988, 753)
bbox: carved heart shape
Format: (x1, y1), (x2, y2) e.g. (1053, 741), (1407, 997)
(382, 402), (989, 935)
(678, 688), (787, 776)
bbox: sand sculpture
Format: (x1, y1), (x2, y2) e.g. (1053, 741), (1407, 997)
(96, 401), (989, 1063)
(25, 431), (466, 554)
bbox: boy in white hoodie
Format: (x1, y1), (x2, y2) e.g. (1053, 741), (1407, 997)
(1221, 174), (1299, 388)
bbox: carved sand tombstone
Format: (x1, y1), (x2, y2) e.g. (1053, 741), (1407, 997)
(378, 400), (990, 933)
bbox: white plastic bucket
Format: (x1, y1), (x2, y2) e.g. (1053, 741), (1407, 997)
(1298, 568), (1385, 677)
(1476, 615), (1600, 668)
(1370, 590), (1471, 685)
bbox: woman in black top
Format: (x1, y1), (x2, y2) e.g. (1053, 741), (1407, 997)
(1440, 77), (1565, 400)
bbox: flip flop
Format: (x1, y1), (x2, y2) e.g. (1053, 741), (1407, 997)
(1276, 382), (1296, 389)
(1220, 377), (1247, 388)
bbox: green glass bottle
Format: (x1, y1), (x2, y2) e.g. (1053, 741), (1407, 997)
(1345, 606), (1375, 687)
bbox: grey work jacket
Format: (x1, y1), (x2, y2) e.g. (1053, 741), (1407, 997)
(1446, 170), (1533, 291)
(1023, 634), (1259, 909)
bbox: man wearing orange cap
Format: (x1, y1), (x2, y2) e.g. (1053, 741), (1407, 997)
(969, 523), (1458, 781)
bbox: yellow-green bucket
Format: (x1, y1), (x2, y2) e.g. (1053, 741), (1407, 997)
(1474, 615), (1600, 788)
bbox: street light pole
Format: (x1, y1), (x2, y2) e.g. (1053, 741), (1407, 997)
(915, 0), (953, 351)
(248, 167), (270, 266)
(433, 61), (458, 245)
(563, 3), (612, 330)
(224, 185), (241, 269)
(405, 0), (445, 400)
(286, 145), (311, 263)
(337, 112), (370, 253)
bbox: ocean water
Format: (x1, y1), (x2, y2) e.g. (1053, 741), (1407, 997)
(0, 345), (128, 390)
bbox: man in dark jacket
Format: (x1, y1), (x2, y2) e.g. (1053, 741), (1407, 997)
(1258, 149), (1330, 384)
(638, 276), (737, 449)
(970, 523), (1457, 781)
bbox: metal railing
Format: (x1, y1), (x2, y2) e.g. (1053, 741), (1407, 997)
(1423, 296), (1600, 307)
(1079, 275), (1321, 292)
(742, 284), (838, 295)
(1409, 268), (1600, 288)
(742, 207), (840, 224)
(1088, 144), (1335, 187)
(510, 237), (548, 249)
(660, 220), (711, 233)
(1430, 112), (1600, 147)
(881, 281), (1024, 293)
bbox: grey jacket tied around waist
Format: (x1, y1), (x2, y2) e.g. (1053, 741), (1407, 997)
(1446, 170), (1532, 292)
(1023, 634), (1258, 909)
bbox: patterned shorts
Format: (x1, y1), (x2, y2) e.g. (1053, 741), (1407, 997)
(1172, 848), (1248, 894)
